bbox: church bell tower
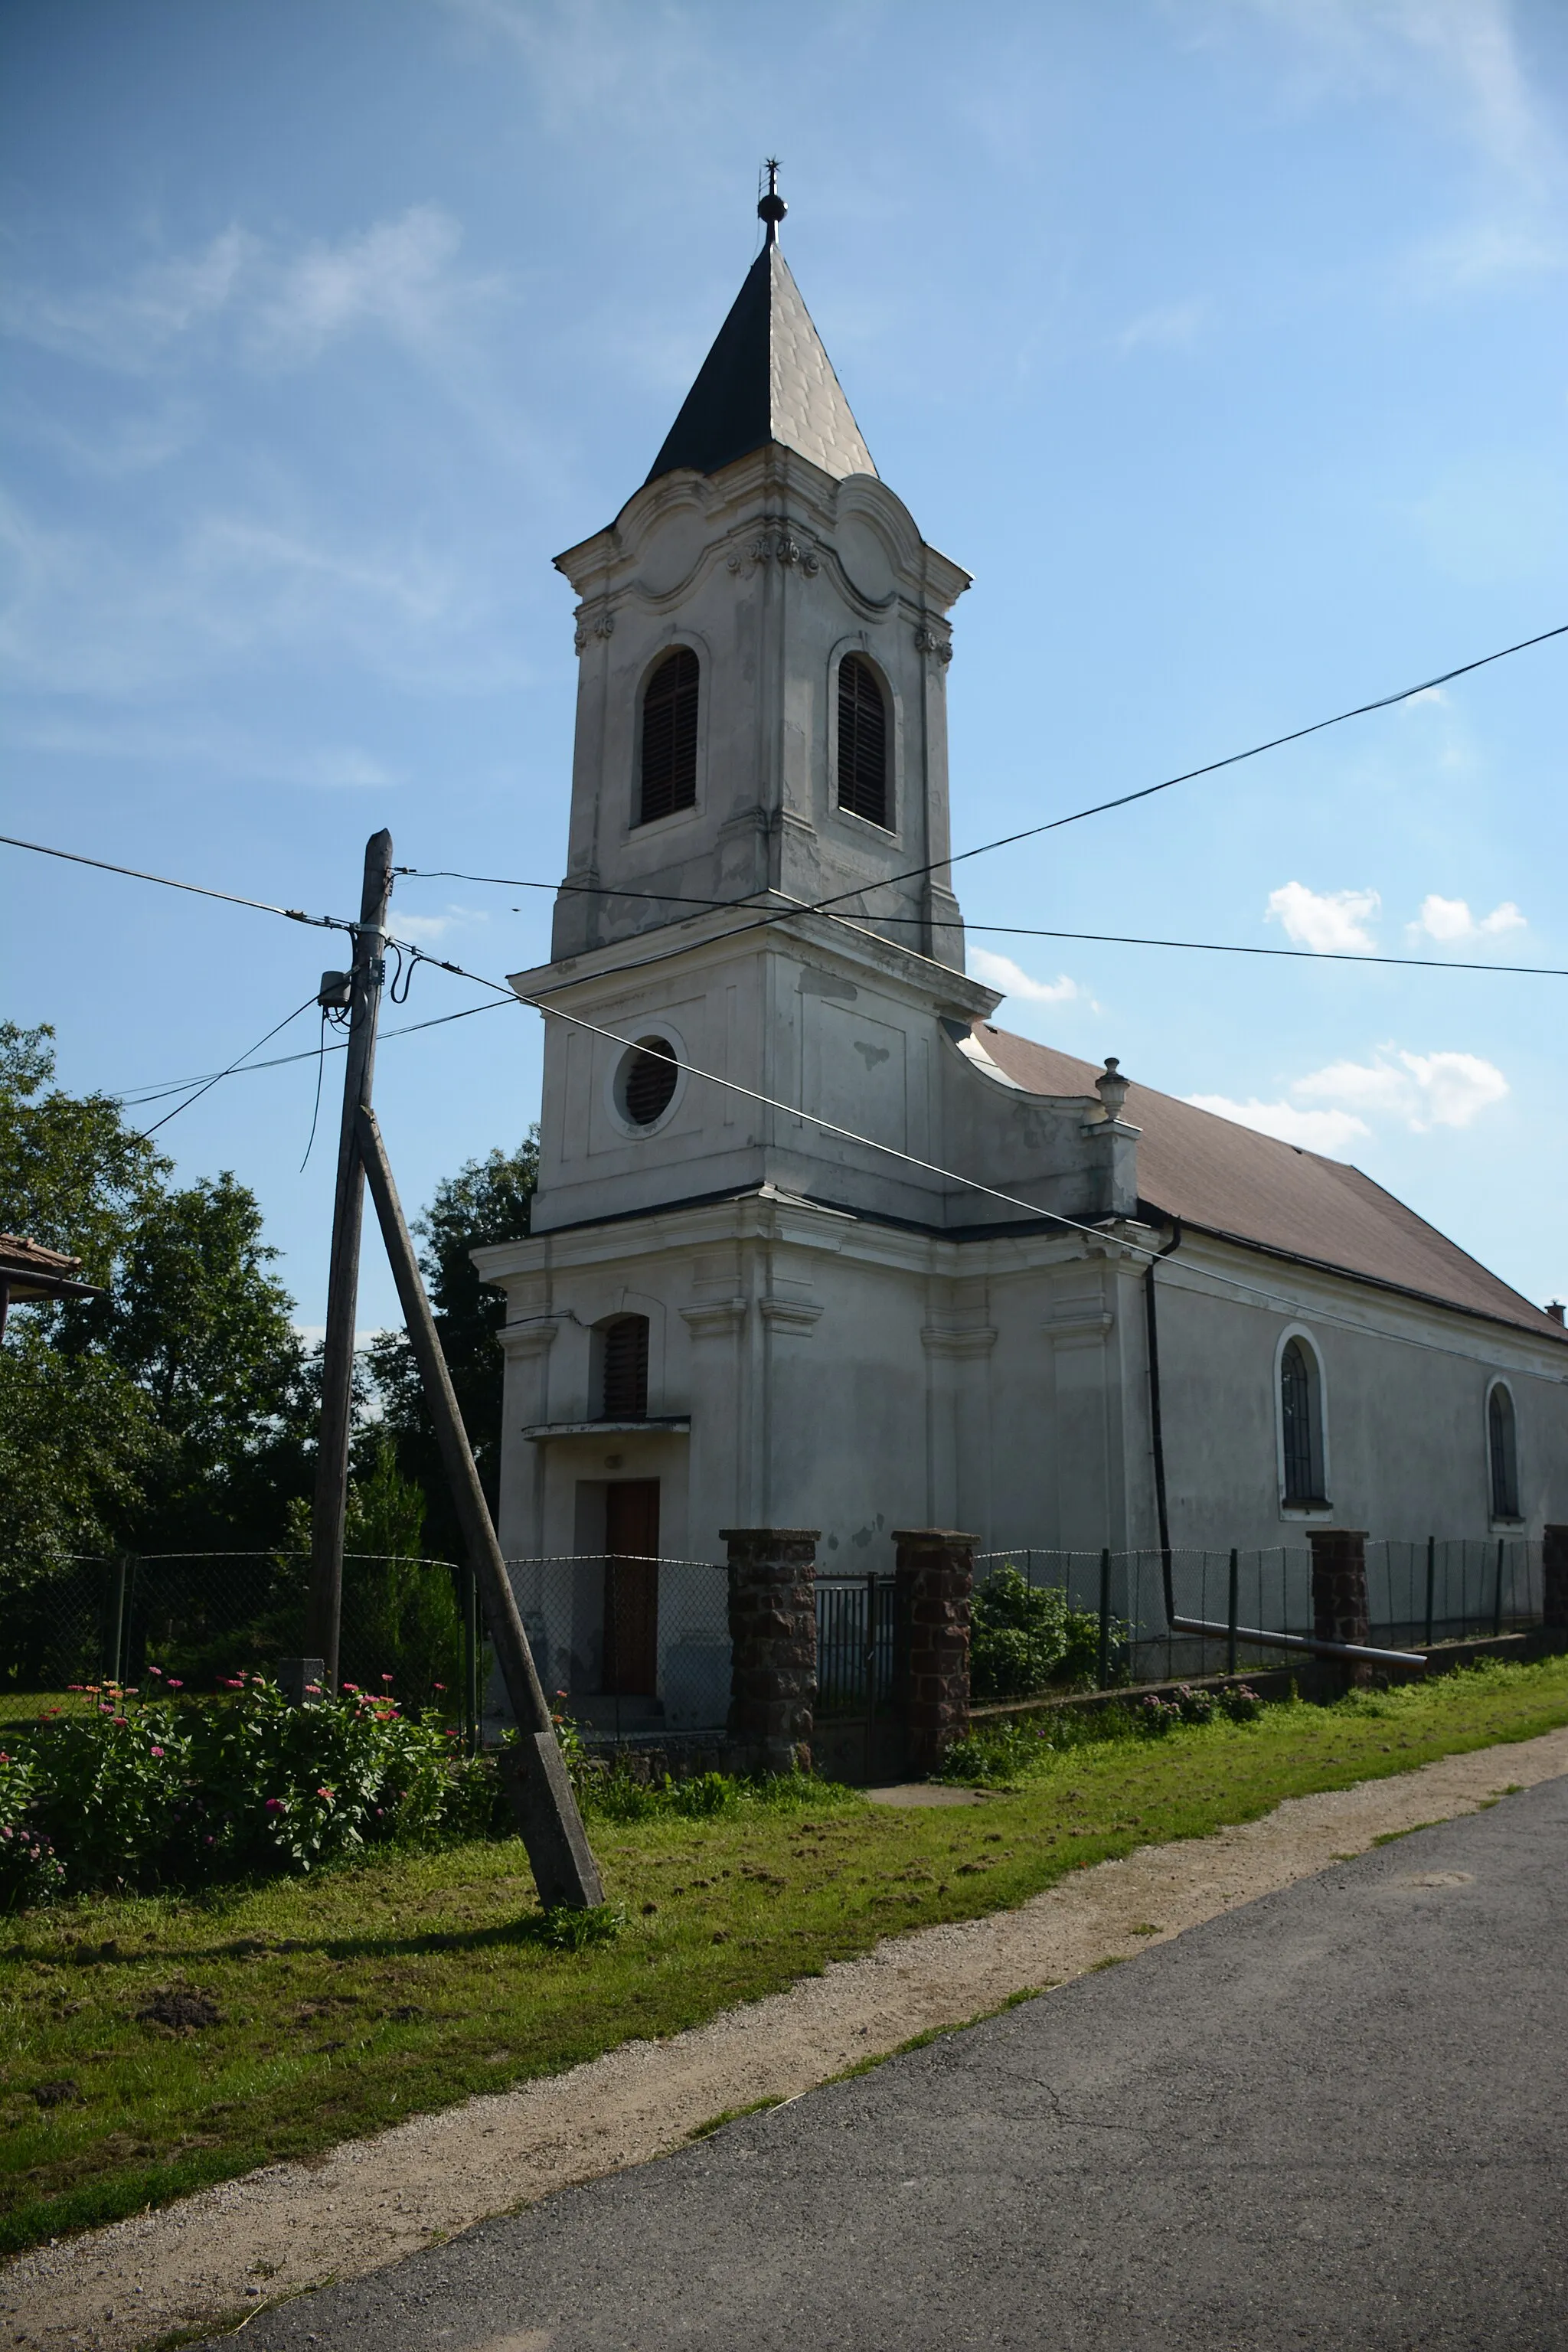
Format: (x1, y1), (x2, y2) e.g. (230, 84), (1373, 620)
(547, 167), (972, 970)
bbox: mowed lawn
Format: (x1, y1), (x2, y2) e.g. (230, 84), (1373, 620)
(4, 1654), (1567, 2259)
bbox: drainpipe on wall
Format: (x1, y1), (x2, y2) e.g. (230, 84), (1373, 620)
(1142, 1213), (1183, 1626)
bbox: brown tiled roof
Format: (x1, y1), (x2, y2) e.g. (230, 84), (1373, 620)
(0, 1233), (100, 1302)
(974, 1027), (1566, 1344)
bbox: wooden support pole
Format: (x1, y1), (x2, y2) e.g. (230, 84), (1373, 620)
(306, 829), (394, 1690)
(355, 1102), (604, 1910)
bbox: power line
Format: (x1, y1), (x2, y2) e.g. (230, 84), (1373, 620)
(135, 996), (321, 1139)
(394, 618), (1568, 998)
(111, 995), (511, 1109)
(0, 832), (354, 933)
(423, 951), (1564, 1370)
(393, 874), (1565, 982)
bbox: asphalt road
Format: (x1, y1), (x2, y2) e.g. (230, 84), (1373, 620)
(227, 1775), (1568, 2352)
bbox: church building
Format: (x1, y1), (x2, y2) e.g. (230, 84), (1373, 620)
(476, 181), (1567, 1697)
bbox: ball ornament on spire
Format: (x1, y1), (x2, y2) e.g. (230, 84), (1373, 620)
(758, 158), (786, 245)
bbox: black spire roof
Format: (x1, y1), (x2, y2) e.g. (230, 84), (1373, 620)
(645, 234), (877, 488)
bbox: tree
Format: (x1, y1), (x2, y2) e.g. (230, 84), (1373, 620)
(366, 1134), (538, 1560)
(107, 1171), (310, 1550)
(0, 1024), (312, 1576)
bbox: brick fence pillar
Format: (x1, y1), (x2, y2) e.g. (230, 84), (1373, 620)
(1310, 1527), (1370, 1682)
(1544, 1526), (1568, 1631)
(893, 1529), (975, 1775)
(721, 1528), (818, 1776)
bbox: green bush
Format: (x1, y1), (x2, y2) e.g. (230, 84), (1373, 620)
(1, 1672), (480, 1906)
(970, 1566), (1109, 1700)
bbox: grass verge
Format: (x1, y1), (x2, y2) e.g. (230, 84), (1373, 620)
(4, 1652), (1567, 2260)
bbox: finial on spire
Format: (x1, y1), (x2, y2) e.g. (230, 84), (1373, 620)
(758, 158), (786, 247)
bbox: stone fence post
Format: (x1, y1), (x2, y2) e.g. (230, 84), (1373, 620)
(893, 1529), (975, 1775)
(1544, 1526), (1568, 1632)
(722, 1528), (818, 1776)
(1310, 1527), (1370, 1683)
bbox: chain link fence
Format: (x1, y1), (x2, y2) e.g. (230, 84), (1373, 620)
(0, 1551), (487, 1742)
(504, 1554), (732, 1746)
(972, 1538), (1547, 1696)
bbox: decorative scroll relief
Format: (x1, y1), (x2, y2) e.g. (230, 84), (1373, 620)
(914, 624), (953, 665)
(572, 608), (616, 653)
(739, 527), (822, 574)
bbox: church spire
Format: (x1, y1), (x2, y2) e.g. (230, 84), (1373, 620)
(644, 170), (877, 488)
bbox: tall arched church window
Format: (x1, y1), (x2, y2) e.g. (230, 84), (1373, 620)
(837, 654), (890, 828)
(639, 648), (699, 825)
(599, 1315), (649, 1421)
(1488, 1383), (1520, 1519)
(1280, 1338), (1326, 1505)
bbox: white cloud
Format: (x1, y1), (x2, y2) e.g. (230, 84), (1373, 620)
(1266, 880), (1380, 953)
(1189, 1040), (1510, 1152)
(969, 948), (1095, 1008)
(1117, 300), (1205, 354)
(8, 714), (399, 792)
(1185, 1096), (1372, 1154)
(1409, 893), (1526, 944)
(393, 906), (488, 943)
(1293, 1047), (1508, 1129)
(1, 208), (497, 378)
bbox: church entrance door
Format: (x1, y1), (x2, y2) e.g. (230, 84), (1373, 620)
(603, 1479), (660, 1695)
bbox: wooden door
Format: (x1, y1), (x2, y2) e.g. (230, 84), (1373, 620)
(603, 1480), (659, 1694)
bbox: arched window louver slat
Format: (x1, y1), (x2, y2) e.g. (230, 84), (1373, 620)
(639, 648), (700, 825)
(837, 655), (889, 828)
(600, 1315), (649, 1420)
(1488, 1385), (1519, 1519)
(1280, 1338), (1325, 1505)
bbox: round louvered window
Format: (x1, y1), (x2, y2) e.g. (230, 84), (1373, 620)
(617, 1036), (678, 1128)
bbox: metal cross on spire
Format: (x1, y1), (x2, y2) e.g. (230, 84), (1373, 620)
(758, 157), (786, 245)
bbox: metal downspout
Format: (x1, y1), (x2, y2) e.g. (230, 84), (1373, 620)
(1143, 1214), (1183, 1628)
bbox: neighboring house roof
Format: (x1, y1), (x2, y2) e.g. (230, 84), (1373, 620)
(0, 1233), (100, 1297)
(974, 1026), (1566, 1344)
(645, 242), (877, 486)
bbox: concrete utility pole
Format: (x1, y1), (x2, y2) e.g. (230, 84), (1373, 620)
(297, 828), (603, 1909)
(306, 828), (394, 1690)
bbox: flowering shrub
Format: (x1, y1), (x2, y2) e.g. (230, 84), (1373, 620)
(2, 1673), (487, 1907)
(0, 1746), (67, 1909)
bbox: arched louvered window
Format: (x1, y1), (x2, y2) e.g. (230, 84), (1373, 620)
(639, 648), (699, 825)
(599, 1315), (649, 1421)
(1488, 1383), (1520, 1519)
(837, 654), (890, 828)
(1280, 1338), (1326, 1506)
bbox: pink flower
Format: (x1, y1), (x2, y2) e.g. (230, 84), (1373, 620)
(342, 1683), (360, 1694)
(317, 1786), (334, 1800)
(149, 1665), (164, 1677)
(149, 1745), (165, 1759)
(264, 1798), (285, 1811)
(113, 1715), (128, 1726)
(433, 1683), (446, 1692)
(380, 1674), (394, 1684)
(167, 1678), (184, 1690)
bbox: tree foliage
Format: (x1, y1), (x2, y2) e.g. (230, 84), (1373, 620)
(366, 1133), (538, 1560)
(0, 1024), (312, 1577)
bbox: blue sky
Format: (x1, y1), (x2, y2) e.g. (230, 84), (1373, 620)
(3, 0), (1565, 1331)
